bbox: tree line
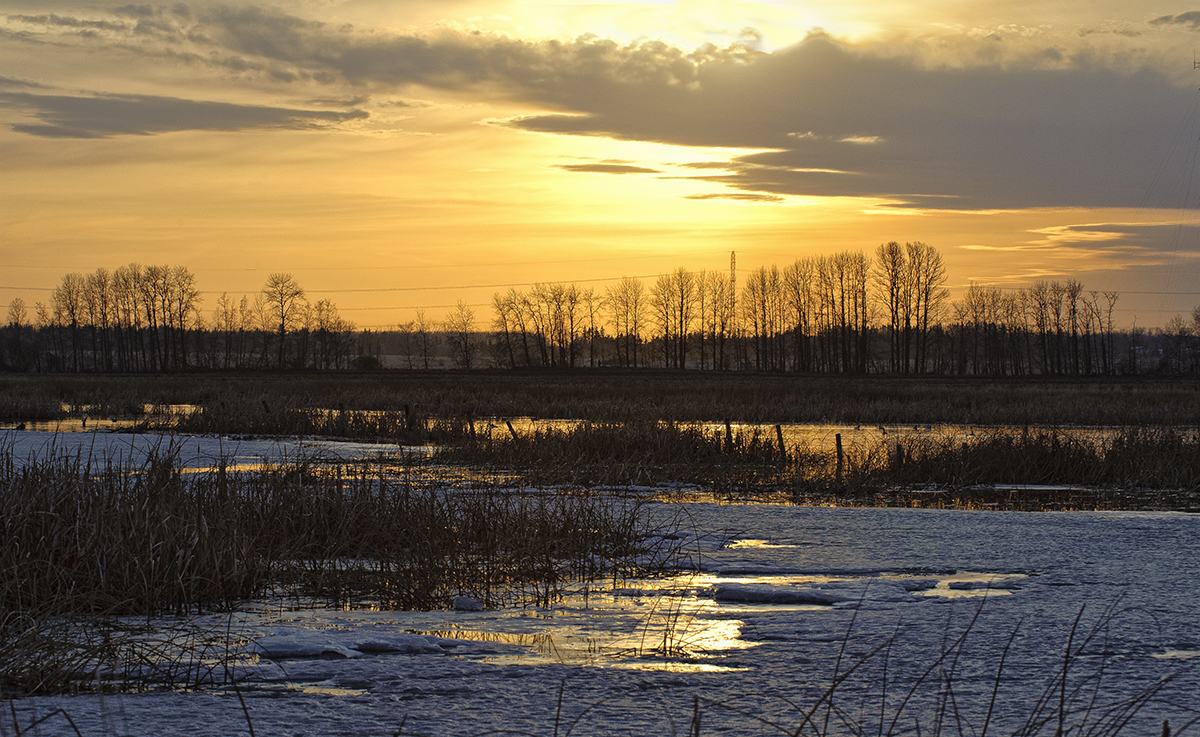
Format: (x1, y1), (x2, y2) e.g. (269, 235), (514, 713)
(478, 244), (1200, 376)
(2, 266), (362, 372)
(3, 246), (1200, 375)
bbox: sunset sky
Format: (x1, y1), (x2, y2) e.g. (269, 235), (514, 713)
(2, 1), (1199, 329)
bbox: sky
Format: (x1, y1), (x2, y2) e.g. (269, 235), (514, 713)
(2, 0), (1200, 329)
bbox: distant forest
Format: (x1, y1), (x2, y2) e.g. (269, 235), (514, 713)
(3, 244), (1199, 376)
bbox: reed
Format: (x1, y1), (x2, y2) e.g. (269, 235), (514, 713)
(436, 420), (787, 488)
(430, 421), (1199, 509)
(0, 448), (678, 695)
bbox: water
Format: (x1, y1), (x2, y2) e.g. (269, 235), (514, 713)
(1, 429), (418, 471)
(10, 501), (1198, 736)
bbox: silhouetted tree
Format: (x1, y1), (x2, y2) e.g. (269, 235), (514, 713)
(262, 273), (306, 369)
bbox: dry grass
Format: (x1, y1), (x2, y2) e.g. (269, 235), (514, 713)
(434, 422), (1200, 509)
(0, 448), (680, 695)
(3, 373), (1198, 429)
(437, 420), (786, 487)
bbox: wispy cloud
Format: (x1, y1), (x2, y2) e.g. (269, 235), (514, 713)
(555, 163), (659, 174)
(0, 90), (367, 138)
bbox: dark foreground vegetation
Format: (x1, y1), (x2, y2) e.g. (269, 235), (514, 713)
(0, 449), (677, 694)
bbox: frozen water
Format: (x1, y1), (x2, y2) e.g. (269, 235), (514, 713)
(4, 430), (1198, 735)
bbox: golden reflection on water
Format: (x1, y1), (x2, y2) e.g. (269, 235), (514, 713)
(724, 538), (798, 549)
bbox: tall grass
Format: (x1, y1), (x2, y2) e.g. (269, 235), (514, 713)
(804, 426), (1200, 508)
(435, 421), (1200, 508)
(438, 420), (787, 487)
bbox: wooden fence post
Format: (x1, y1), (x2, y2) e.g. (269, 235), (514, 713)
(835, 433), (844, 482)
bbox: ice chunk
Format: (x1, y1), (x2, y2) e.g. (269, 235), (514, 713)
(352, 634), (444, 654)
(251, 635), (364, 660)
(896, 578), (939, 592)
(712, 583), (853, 605)
(453, 596), (484, 611)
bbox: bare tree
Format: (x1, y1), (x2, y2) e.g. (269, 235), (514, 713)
(906, 242), (947, 374)
(444, 300), (477, 369)
(783, 258), (814, 372)
(606, 276), (645, 368)
(262, 273), (306, 369)
(414, 309), (434, 369)
(52, 272), (86, 371)
(6, 297), (27, 371)
(874, 242), (907, 373)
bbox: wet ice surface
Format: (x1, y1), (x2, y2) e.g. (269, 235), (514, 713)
(5, 430), (1199, 735)
(12, 501), (1199, 736)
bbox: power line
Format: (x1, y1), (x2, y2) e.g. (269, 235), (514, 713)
(294, 273), (663, 295)
(0, 252), (729, 273)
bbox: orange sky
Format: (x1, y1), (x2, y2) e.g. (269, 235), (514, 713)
(2, 1), (1199, 328)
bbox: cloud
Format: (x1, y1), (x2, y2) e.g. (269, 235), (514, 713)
(0, 90), (367, 138)
(683, 192), (784, 202)
(555, 163), (658, 174)
(2, 5), (1190, 209)
(1149, 12), (1200, 29)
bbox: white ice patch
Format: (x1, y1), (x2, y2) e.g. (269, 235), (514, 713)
(1153, 649), (1200, 660)
(919, 573), (1024, 598)
(251, 630), (443, 659)
(252, 635), (365, 660)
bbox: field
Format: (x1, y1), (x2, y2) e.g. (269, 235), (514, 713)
(3, 372), (1198, 509)
(3, 371), (1199, 426)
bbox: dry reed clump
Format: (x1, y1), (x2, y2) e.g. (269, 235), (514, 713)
(436, 421), (789, 487)
(861, 427), (1200, 490)
(788, 427), (1200, 509)
(1, 453), (263, 617)
(431, 422), (1199, 509)
(0, 395), (64, 421)
(249, 460), (671, 610)
(152, 398), (480, 444)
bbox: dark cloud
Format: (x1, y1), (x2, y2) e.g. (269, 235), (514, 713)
(0, 90), (367, 137)
(507, 37), (1186, 210)
(7, 13), (131, 31)
(556, 163), (658, 174)
(1149, 11), (1200, 29)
